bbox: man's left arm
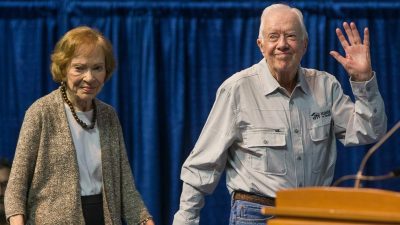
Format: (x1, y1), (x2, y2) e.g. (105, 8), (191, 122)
(330, 22), (387, 144)
(331, 74), (387, 145)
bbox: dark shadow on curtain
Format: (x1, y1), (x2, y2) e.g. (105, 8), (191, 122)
(0, 1), (399, 225)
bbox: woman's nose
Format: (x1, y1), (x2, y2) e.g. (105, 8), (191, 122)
(83, 69), (96, 81)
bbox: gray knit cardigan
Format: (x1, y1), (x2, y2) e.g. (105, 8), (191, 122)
(5, 88), (151, 225)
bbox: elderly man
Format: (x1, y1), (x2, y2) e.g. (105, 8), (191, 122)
(173, 3), (387, 225)
(0, 159), (11, 225)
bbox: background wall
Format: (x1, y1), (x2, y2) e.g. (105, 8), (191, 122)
(0, 1), (399, 224)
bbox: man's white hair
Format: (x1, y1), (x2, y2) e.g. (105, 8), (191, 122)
(258, 4), (308, 40)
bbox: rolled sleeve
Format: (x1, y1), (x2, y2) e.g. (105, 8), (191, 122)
(173, 84), (238, 225)
(342, 73), (387, 145)
(172, 183), (204, 225)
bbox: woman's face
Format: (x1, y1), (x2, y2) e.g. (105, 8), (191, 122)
(65, 45), (106, 111)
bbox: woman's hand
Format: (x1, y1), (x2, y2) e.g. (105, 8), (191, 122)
(9, 214), (24, 225)
(145, 219), (155, 225)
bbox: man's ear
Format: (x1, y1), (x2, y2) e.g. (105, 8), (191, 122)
(303, 38), (308, 52)
(257, 39), (263, 52)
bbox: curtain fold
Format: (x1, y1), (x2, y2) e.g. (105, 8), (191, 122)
(0, 1), (399, 225)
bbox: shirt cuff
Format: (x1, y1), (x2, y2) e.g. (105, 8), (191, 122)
(173, 210), (200, 225)
(350, 72), (379, 98)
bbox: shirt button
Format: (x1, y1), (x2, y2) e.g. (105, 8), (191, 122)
(263, 140), (268, 144)
(297, 156), (302, 161)
(366, 87), (370, 92)
(373, 108), (377, 113)
(294, 129), (299, 133)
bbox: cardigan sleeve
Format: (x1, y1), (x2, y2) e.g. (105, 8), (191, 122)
(5, 103), (42, 220)
(115, 116), (152, 224)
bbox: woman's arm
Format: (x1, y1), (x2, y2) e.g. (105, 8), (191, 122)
(144, 219), (155, 225)
(112, 111), (152, 224)
(5, 103), (42, 222)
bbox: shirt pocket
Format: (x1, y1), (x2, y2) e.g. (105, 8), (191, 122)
(244, 128), (287, 175)
(310, 123), (330, 141)
(308, 107), (332, 173)
(309, 106), (332, 141)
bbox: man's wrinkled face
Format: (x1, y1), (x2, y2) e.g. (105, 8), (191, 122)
(257, 8), (307, 77)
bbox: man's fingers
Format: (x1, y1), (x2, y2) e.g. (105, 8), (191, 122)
(343, 22), (355, 45)
(330, 51), (346, 65)
(343, 22), (363, 45)
(363, 27), (370, 47)
(350, 22), (362, 45)
(337, 22), (368, 49)
(336, 28), (349, 49)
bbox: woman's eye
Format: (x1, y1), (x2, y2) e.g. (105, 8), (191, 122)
(74, 66), (85, 72)
(94, 66), (104, 71)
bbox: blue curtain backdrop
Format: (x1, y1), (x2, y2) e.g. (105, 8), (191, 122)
(0, 1), (399, 224)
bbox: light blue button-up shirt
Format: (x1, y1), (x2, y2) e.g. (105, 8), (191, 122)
(173, 59), (387, 225)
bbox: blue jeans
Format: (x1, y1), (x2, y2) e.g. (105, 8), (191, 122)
(229, 200), (274, 225)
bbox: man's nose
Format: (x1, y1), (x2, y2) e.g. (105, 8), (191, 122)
(277, 36), (289, 49)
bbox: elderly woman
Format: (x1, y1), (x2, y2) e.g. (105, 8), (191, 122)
(5, 26), (154, 225)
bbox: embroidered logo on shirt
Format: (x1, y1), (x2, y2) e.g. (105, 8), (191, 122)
(311, 110), (331, 120)
(311, 112), (320, 120)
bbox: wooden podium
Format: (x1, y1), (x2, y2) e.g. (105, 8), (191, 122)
(262, 187), (400, 225)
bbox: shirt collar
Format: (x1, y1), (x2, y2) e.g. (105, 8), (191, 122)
(297, 67), (311, 95)
(257, 59), (310, 96)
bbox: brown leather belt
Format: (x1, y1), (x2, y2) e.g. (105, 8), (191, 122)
(233, 191), (275, 206)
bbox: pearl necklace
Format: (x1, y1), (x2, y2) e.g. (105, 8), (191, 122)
(60, 83), (97, 130)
